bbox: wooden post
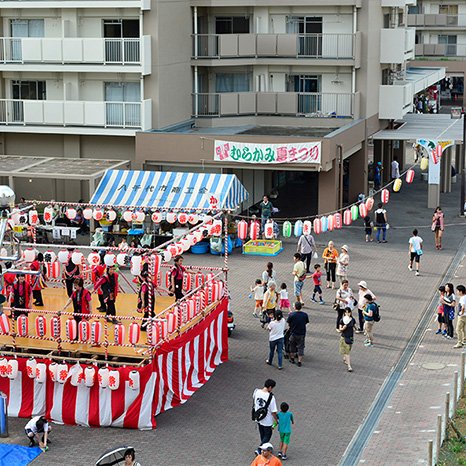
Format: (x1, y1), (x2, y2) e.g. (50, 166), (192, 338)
(445, 392), (451, 440)
(461, 352), (465, 398)
(436, 414), (442, 460)
(453, 371), (459, 415)
(427, 440), (433, 466)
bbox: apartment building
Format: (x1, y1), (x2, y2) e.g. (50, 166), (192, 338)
(0, 0), (444, 214)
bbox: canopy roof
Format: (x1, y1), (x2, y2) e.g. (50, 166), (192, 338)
(90, 170), (249, 210)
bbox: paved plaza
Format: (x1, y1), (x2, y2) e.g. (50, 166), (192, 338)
(3, 172), (466, 465)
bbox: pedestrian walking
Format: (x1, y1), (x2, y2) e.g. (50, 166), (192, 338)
(260, 195), (274, 233)
(262, 262), (277, 291)
(94, 265), (119, 324)
(337, 308), (355, 372)
(357, 281), (376, 334)
(435, 285), (446, 335)
(297, 231), (316, 274)
(169, 255), (186, 300)
(279, 283), (291, 314)
(391, 156), (400, 180)
(310, 264), (325, 305)
(251, 443), (282, 466)
(251, 278), (264, 318)
(432, 206), (445, 250)
(292, 253), (306, 306)
(266, 310), (286, 369)
(63, 253), (80, 298)
(454, 285), (466, 348)
(287, 302), (309, 367)
(261, 281), (278, 327)
(363, 294), (377, 347)
(336, 245), (349, 285)
(322, 241), (338, 289)
(374, 161), (383, 190)
(25, 415), (51, 450)
(374, 203), (388, 243)
(363, 215), (373, 242)
(9, 273), (31, 319)
(334, 280), (355, 330)
(30, 252), (45, 306)
(252, 379), (278, 456)
(408, 229), (423, 276)
(277, 402), (294, 461)
(442, 283), (456, 339)
(63, 278), (91, 332)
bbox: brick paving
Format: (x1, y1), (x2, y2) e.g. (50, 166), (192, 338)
(2, 171), (466, 466)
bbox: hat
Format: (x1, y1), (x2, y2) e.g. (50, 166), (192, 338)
(343, 315), (352, 325)
(341, 245), (349, 252)
(358, 281), (367, 289)
(259, 443), (274, 452)
(377, 161), (382, 166)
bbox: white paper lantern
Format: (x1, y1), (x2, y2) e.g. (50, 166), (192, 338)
(130, 255), (142, 275)
(186, 234), (197, 246)
(0, 358), (7, 377)
(303, 220), (312, 236)
(66, 208), (77, 220)
(84, 366), (95, 387)
(98, 367), (110, 388)
(57, 363), (69, 384)
(151, 211), (162, 223)
(34, 363), (46, 383)
(181, 237), (191, 252)
(28, 209), (39, 226)
(58, 249), (69, 263)
(211, 219), (223, 237)
(48, 363), (58, 382)
(82, 208), (92, 220)
(43, 206), (54, 224)
(123, 210), (133, 222)
(108, 370), (120, 391)
(133, 211), (145, 223)
(188, 213), (199, 225)
(106, 209), (117, 222)
(0, 248), (7, 257)
(166, 212), (177, 224)
(70, 363), (83, 387)
(116, 253), (127, 266)
(194, 230), (204, 243)
(128, 370), (140, 390)
(93, 209), (104, 221)
(177, 212), (188, 224)
(71, 251), (83, 265)
(26, 358), (37, 379)
(87, 252), (101, 266)
(7, 359), (18, 379)
(43, 250), (57, 263)
(163, 250), (172, 263)
(104, 253), (116, 267)
(23, 248), (36, 263)
(201, 214), (212, 224)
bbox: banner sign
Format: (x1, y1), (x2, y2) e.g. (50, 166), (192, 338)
(416, 139), (454, 185)
(214, 140), (321, 164)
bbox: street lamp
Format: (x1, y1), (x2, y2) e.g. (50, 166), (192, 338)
(450, 107), (465, 216)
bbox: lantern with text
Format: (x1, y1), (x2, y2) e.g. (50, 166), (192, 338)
(57, 363), (68, 384)
(250, 221), (260, 240)
(35, 316), (46, 337)
(108, 370), (120, 391)
(381, 188), (390, 204)
(93, 209), (104, 221)
(79, 320), (91, 342)
(393, 178), (402, 192)
(334, 213), (343, 229)
(211, 219), (222, 237)
(188, 213), (199, 224)
(49, 363), (58, 382)
(178, 212), (188, 224)
(294, 220), (303, 237)
(174, 242), (184, 256)
(84, 366), (95, 387)
(166, 212), (177, 224)
(282, 221), (292, 238)
(28, 210), (39, 226)
(106, 209), (117, 222)
(163, 250), (172, 263)
(98, 367), (109, 388)
(406, 169), (415, 183)
(116, 253), (127, 266)
(303, 220), (312, 236)
(7, 359), (18, 379)
(365, 197), (374, 211)
(313, 218), (322, 235)
(23, 248), (36, 263)
(167, 312), (177, 333)
(182, 273), (192, 292)
(66, 318), (77, 341)
(359, 202), (368, 219)
(83, 208), (93, 220)
(17, 315), (28, 337)
(35, 363), (46, 384)
(129, 322), (140, 345)
(180, 237), (191, 252)
(66, 208), (77, 220)
(44, 250), (57, 264)
(26, 358), (37, 379)
(72, 251), (83, 265)
(50, 316), (61, 339)
(237, 220), (248, 240)
(327, 215), (335, 232)
(114, 323), (125, 345)
(70, 363), (83, 387)
(87, 252), (100, 267)
(151, 211), (162, 223)
(123, 210), (133, 222)
(43, 206), (54, 223)
(343, 209), (352, 226)
(0, 358), (7, 377)
(195, 273), (205, 289)
(351, 205), (359, 221)
(104, 253), (116, 267)
(264, 222), (274, 239)
(91, 321), (102, 345)
(133, 211), (145, 223)
(128, 370), (139, 390)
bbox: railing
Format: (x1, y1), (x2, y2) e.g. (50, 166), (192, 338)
(193, 92), (354, 118)
(415, 43), (466, 57)
(0, 99), (146, 129)
(192, 33), (355, 59)
(408, 13), (466, 28)
(0, 37), (142, 64)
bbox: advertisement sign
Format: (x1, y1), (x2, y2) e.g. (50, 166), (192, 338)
(416, 139), (454, 185)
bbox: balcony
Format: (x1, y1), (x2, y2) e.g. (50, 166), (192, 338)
(0, 37), (151, 74)
(408, 14), (466, 28)
(380, 28), (415, 63)
(192, 33), (359, 64)
(193, 92), (355, 119)
(415, 43), (466, 58)
(0, 0), (150, 9)
(381, 0), (416, 6)
(0, 99), (152, 134)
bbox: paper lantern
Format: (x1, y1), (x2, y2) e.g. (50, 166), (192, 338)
(213, 280), (225, 301)
(188, 213), (199, 224)
(174, 242), (184, 256)
(321, 216), (328, 233)
(23, 248), (36, 263)
(163, 250), (172, 263)
(195, 272), (204, 289)
(104, 253), (116, 267)
(167, 312), (177, 333)
(149, 322), (161, 346)
(58, 249), (69, 264)
(98, 367), (109, 388)
(201, 214), (212, 224)
(294, 220), (303, 237)
(66, 208), (77, 220)
(79, 320), (90, 342)
(166, 212), (177, 224)
(0, 358), (7, 377)
(180, 237), (191, 252)
(26, 358), (37, 378)
(186, 234), (197, 247)
(406, 169), (415, 184)
(116, 253), (127, 266)
(282, 221), (292, 238)
(72, 251), (83, 265)
(7, 359), (18, 379)
(43, 250), (57, 263)
(211, 219), (223, 237)
(351, 205), (359, 221)
(193, 230), (204, 243)
(343, 209), (352, 226)
(35, 363), (46, 383)
(393, 178), (402, 192)
(93, 209), (104, 221)
(326, 215), (334, 232)
(29, 209), (39, 226)
(66, 318), (77, 340)
(82, 208), (92, 220)
(57, 363), (69, 384)
(48, 363), (58, 382)
(187, 299), (195, 320)
(128, 370), (140, 390)
(108, 370), (120, 391)
(87, 252), (100, 267)
(84, 366), (95, 387)
(381, 188), (390, 204)
(313, 218), (322, 235)
(18, 212), (28, 225)
(264, 222), (274, 239)
(50, 316), (60, 339)
(151, 211), (162, 223)
(123, 210), (133, 222)
(303, 220), (312, 236)
(167, 244), (178, 259)
(182, 273), (192, 292)
(179, 303), (188, 324)
(359, 203), (368, 219)
(43, 206), (54, 223)
(129, 322), (140, 345)
(70, 363), (83, 387)
(114, 323), (125, 345)
(106, 209), (117, 222)
(365, 197), (374, 211)
(420, 157), (428, 171)
(133, 211), (145, 223)
(178, 212), (188, 224)
(334, 213), (342, 229)
(91, 321), (102, 345)
(17, 315), (28, 337)
(250, 221), (260, 240)
(130, 255), (142, 276)
(237, 220), (248, 240)
(35, 316), (46, 337)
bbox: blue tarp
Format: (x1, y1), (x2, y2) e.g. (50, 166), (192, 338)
(0, 444), (42, 466)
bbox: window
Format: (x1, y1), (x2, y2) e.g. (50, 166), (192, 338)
(439, 5), (458, 15)
(438, 35), (457, 56)
(287, 75), (321, 113)
(215, 73), (250, 93)
(105, 82), (141, 127)
(286, 17), (322, 34)
(103, 19), (139, 38)
(10, 19), (44, 38)
(215, 17), (250, 34)
(12, 80), (46, 100)
(103, 19), (140, 63)
(105, 82), (140, 102)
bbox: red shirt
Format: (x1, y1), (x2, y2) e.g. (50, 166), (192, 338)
(71, 288), (92, 315)
(312, 270), (322, 286)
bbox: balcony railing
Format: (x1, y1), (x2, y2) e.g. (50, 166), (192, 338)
(192, 92), (354, 118)
(193, 33), (355, 59)
(408, 14), (466, 28)
(0, 99), (152, 129)
(0, 37), (146, 65)
(415, 43), (466, 57)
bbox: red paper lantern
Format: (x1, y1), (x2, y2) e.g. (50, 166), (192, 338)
(334, 213), (342, 229)
(50, 316), (61, 339)
(133, 211), (145, 223)
(114, 323), (125, 345)
(129, 322), (140, 345)
(186, 299), (195, 320)
(250, 221), (260, 240)
(210, 220), (223, 237)
(87, 252), (100, 267)
(91, 321), (102, 345)
(17, 315), (28, 337)
(178, 212), (188, 224)
(35, 316), (46, 337)
(406, 169), (415, 184)
(156, 321), (168, 342)
(237, 220), (248, 240)
(93, 209), (104, 221)
(66, 318), (77, 340)
(313, 218), (322, 235)
(359, 203), (368, 218)
(167, 312), (177, 333)
(343, 209), (352, 226)
(327, 215), (335, 232)
(195, 273), (204, 289)
(79, 320), (91, 342)
(151, 211), (162, 223)
(182, 273), (192, 292)
(365, 197), (374, 211)
(264, 222), (274, 239)
(381, 188), (390, 204)
(0, 314), (10, 334)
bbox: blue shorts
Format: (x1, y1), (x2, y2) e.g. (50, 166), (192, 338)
(294, 280), (304, 296)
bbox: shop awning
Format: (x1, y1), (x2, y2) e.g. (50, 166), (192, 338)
(90, 169), (249, 210)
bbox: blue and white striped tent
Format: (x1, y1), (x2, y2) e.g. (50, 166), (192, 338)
(90, 170), (248, 210)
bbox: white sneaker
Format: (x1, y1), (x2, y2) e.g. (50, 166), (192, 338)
(408, 265), (412, 271)
(415, 271), (420, 276)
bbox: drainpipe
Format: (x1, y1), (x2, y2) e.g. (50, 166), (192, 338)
(351, 6), (356, 100)
(337, 144), (344, 209)
(194, 6), (199, 118)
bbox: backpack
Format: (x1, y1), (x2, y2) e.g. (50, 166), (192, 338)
(372, 303), (381, 322)
(251, 391), (273, 422)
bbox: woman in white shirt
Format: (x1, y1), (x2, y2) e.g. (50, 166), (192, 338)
(266, 310), (286, 370)
(335, 279), (355, 330)
(408, 229), (423, 276)
(336, 245), (350, 285)
(262, 262), (277, 290)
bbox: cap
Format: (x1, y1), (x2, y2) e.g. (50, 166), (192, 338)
(260, 443), (274, 451)
(341, 245), (349, 252)
(358, 281), (367, 289)
(377, 161), (382, 166)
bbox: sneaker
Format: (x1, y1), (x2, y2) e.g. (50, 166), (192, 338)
(289, 359), (295, 364)
(347, 366), (353, 372)
(435, 329), (442, 334)
(447, 335), (453, 340)
(282, 454), (288, 460)
(253, 312), (258, 318)
(415, 271), (420, 276)
(311, 297), (317, 303)
(364, 341), (372, 347)
(454, 343), (463, 348)
(28, 440), (36, 447)
(277, 452), (283, 458)
(297, 361), (302, 367)
(319, 301), (325, 305)
(442, 330), (447, 336)
(408, 265), (412, 271)
(355, 330), (363, 334)
(382, 240), (387, 243)
(278, 366), (283, 370)
(265, 360), (271, 365)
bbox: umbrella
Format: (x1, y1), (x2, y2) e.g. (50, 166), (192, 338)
(95, 446), (134, 466)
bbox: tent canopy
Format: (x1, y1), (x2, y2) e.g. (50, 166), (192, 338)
(90, 170), (248, 210)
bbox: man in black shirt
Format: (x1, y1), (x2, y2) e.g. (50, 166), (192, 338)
(286, 302), (309, 367)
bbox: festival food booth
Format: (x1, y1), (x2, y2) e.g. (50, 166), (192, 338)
(0, 170), (248, 429)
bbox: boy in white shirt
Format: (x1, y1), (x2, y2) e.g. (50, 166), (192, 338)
(251, 278), (264, 318)
(408, 229), (423, 276)
(25, 415), (51, 450)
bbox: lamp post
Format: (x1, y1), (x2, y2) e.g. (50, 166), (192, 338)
(450, 107), (465, 216)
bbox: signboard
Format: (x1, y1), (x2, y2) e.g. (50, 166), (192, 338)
(214, 140), (321, 164)
(416, 139), (454, 185)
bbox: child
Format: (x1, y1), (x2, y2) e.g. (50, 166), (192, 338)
(364, 215), (373, 242)
(251, 278), (264, 318)
(436, 285), (446, 335)
(279, 283), (291, 314)
(277, 402), (294, 460)
(311, 264), (325, 304)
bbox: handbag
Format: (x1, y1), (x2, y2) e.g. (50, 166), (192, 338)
(416, 249), (423, 256)
(333, 300), (340, 311)
(252, 391), (273, 422)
